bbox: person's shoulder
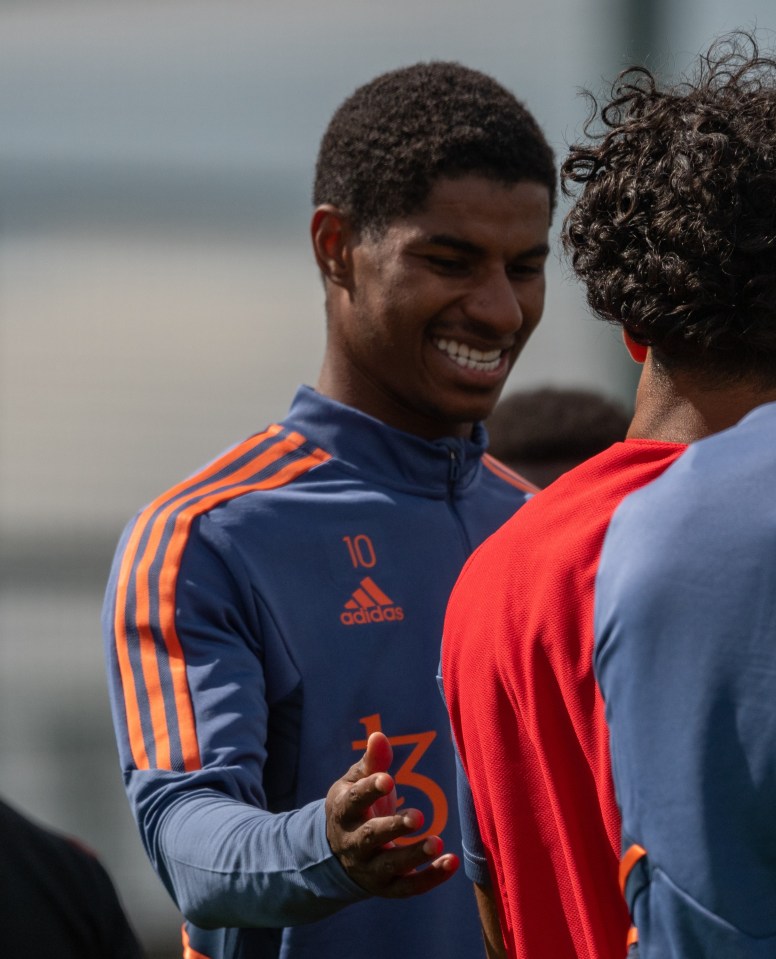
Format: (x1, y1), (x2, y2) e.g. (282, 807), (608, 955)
(476, 440), (684, 563)
(132, 424), (332, 530)
(671, 401), (776, 488)
(497, 441), (638, 522)
(615, 408), (775, 535)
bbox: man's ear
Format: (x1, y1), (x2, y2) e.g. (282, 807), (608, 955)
(311, 205), (355, 289)
(622, 329), (649, 364)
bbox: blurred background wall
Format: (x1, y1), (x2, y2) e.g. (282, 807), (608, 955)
(0, 1), (772, 954)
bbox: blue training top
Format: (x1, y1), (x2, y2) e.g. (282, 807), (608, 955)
(103, 385), (532, 959)
(594, 401), (776, 958)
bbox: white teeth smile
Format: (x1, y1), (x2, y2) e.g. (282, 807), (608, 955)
(433, 337), (503, 372)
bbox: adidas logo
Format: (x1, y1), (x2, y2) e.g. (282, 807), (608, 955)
(340, 576), (405, 626)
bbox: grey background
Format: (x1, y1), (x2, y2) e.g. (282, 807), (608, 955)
(1, 2), (772, 953)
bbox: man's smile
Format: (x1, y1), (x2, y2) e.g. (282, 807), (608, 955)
(431, 337), (505, 373)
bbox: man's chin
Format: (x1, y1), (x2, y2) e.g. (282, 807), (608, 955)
(455, 387), (510, 425)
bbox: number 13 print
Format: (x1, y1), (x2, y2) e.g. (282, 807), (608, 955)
(352, 713), (448, 845)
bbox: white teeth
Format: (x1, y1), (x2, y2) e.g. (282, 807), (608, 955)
(433, 337), (503, 372)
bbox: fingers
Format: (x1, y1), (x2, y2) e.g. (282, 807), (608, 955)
(390, 849), (460, 897)
(333, 732), (396, 827)
(325, 731), (459, 898)
(363, 733), (397, 818)
(339, 824), (459, 899)
(331, 767), (396, 828)
(354, 838), (460, 899)
(339, 806), (425, 855)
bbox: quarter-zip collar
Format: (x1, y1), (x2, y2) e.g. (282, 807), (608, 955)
(283, 386), (486, 496)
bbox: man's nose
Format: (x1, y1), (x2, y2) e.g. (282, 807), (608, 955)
(463, 270), (523, 333)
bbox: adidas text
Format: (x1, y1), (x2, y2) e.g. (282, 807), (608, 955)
(340, 606), (405, 626)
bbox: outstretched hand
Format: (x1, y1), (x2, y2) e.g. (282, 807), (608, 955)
(325, 731), (459, 897)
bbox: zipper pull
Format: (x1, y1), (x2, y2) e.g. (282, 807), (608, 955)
(448, 448), (461, 487)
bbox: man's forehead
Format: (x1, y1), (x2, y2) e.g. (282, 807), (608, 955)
(419, 174), (548, 217)
(388, 176), (552, 244)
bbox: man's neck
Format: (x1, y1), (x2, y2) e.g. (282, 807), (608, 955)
(627, 354), (776, 444)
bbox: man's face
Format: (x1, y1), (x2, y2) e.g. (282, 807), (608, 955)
(322, 175), (551, 439)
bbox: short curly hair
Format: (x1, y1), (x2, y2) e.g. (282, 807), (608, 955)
(314, 61), (556, 236)
(562, 32), (776, 384)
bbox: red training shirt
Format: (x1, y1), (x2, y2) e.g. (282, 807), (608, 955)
(442, 440), (686, 959)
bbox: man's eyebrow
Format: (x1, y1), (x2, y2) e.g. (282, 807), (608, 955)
(514, 242), (551, 259)
(424, 234), (484, 255)
(423, 234), (550, 259)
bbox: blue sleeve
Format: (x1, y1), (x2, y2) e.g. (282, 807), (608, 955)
(128, 778), (366, 927)
(436, 665), (490, 886)
(454, 749), (491, 885)
(103, 513), (368, 928)
(594, 420), (776, 949)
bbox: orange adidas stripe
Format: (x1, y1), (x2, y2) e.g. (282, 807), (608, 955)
(619, 843), (648, 895)
(482, 453), (540, 493)
(137, 433), (323, 772)
(127, 432), (327, 771)
(140, 428), (301, 770)
(626, 925), (639, 948)
(155, 446), (328, 770)
(113, 426), (282, 772)
(116, 428), (330, 772)
(182, 925), (213, 959)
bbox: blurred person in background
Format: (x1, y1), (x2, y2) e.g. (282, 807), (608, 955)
(442, 31), (776, 959)
(486, 385), (630, 486)
(0, 795), (143, 957)
(102, 62), (555, 959)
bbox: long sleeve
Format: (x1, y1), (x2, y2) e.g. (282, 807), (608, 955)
(129, 778), (366, 927)
(103, 499), (367, 929)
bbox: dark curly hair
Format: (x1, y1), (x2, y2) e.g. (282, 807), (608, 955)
(314, 61), (556, 236)
(563, 32), (776, 384)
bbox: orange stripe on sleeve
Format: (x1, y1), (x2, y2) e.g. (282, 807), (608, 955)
(182, 925), (213, 959)
(482, 453), (540, 493)
(135, 430), (309, 772)
(619, 843), (648, 895)
(156, 444), (329, 771)
(125, 434), (330, 773)
(113, 425), (283, 771)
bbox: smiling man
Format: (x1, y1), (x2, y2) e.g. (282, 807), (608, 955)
(314, 175), (550, 437)
(102, 62), (555, 959)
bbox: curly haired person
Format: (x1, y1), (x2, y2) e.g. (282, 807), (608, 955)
(442, 32), (776, 959)
(103, 62), (555, 959)
(592, 38), (776, 958)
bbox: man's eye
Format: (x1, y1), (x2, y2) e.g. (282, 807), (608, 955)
(508, 263), (544, 279)
(427, 256), (468, 273)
